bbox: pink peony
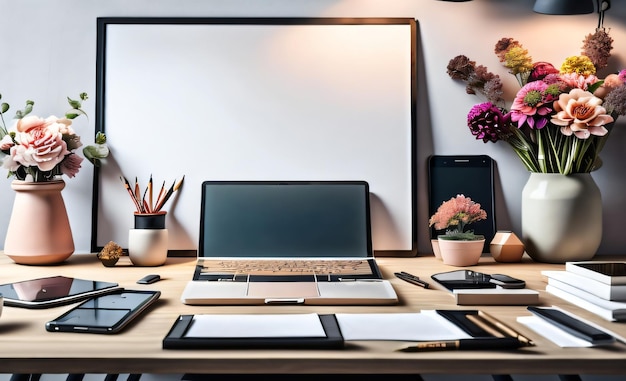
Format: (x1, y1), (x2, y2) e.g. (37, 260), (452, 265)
(551, 88), (614, 139)
(11, 116), (70, 171)
(559, 73), (599, 91)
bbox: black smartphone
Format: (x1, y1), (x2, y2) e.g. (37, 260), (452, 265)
(428, 155), (496, 252)
(431, 270), (525, 290)
(45, 290), (161, 334)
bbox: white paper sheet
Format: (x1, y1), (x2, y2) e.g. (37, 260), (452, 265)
(185, 313), (327, 338)
(517, 315), (593, 347)
(335, 310), (471, 341)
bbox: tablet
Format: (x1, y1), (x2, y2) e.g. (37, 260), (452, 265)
(0, 276), (121, 309)
(46, 290), (161, 334)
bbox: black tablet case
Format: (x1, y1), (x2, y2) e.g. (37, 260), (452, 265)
(163, 314), (344, 349)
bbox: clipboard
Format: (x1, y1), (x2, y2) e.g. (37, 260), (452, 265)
(163, 314), (344, 349)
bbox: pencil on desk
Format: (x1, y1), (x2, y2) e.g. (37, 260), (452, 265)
(397, 337), (525, 352)
(394, 272), (430, 288)
(477, 311), (535, 347)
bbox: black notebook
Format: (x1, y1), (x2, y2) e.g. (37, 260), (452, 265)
(163, 313), (344, 349)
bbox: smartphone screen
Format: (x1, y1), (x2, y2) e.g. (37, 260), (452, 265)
(428, 155), (496, 252)
(45, 290), (160, 334)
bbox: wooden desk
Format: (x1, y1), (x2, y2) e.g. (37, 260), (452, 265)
(1, 253), (625, 376)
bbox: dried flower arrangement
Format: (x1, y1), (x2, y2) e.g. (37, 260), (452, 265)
(97, 241), (124, 266)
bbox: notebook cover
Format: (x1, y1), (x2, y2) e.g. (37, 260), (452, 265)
(162, 313), (344, 349)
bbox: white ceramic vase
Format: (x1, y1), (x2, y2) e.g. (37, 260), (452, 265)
(437, 238), (484, 267)
(521, 173), (601, 263)
(4, 180), (74, 265)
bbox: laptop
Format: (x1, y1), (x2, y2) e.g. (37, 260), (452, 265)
(180, 181), (398, 305)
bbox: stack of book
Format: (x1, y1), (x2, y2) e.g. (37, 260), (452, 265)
(542, 261), (626, 321)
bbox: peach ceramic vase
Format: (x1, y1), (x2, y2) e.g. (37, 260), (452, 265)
(4, 180), (75, 265)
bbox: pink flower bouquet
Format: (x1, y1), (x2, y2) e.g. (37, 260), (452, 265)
(0, 93), (108, 182)
(447, 30), (626, 175)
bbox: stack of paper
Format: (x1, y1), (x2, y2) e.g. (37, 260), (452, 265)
(542, 261), (626, 321)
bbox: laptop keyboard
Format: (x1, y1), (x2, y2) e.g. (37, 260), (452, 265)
(199, 258), (374, 276)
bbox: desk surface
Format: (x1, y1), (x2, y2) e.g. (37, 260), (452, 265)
(1, 253), (626, 375)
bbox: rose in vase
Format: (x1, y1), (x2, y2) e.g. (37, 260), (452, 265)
(0, 92), (109, 182)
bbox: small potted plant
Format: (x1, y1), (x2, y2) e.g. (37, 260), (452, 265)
(97, 241), (124, 267)
(429, 194), (487, 266)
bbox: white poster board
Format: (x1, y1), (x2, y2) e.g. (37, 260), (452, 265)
(94, 17), (417, 256)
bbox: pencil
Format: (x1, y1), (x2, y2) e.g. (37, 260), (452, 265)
(120, 176), (142, 212)
(134, 176), (140, 201)
(477, 311), (535, 347)
(154, 180), (175, 212)
(155, 180), (166, 211)
(148, 174), (153, 213)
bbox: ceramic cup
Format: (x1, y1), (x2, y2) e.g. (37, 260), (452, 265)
(128, 229), (168, 266)
(128, 212), (168, 266)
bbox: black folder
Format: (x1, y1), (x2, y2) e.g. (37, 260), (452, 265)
(163, 314), (344, 349)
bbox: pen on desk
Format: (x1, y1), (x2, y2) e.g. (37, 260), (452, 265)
(397, 337), (524, 352)
(394, 272), (430, 289)
(477, 311), (535, 347)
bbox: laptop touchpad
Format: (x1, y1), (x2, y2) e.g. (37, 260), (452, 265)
(246, 282), (320, 298)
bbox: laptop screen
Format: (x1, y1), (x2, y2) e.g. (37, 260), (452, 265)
(199, 181), (372, 258)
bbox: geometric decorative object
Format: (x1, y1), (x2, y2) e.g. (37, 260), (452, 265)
(490, 231), (525, 263)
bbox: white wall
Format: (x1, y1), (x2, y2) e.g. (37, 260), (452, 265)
(1, 0), (625, 256)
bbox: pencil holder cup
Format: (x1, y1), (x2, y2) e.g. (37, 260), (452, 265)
(128, 212), (168, 266)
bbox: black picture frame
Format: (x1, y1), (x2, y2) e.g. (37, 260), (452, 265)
(93, 17), (418, 257)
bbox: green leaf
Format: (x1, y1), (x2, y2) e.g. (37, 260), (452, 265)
(15, 100), (34, 119)
(588, 80), (604, 95)
(67, 97), (82, 109)
(1, 102), (8, 114)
